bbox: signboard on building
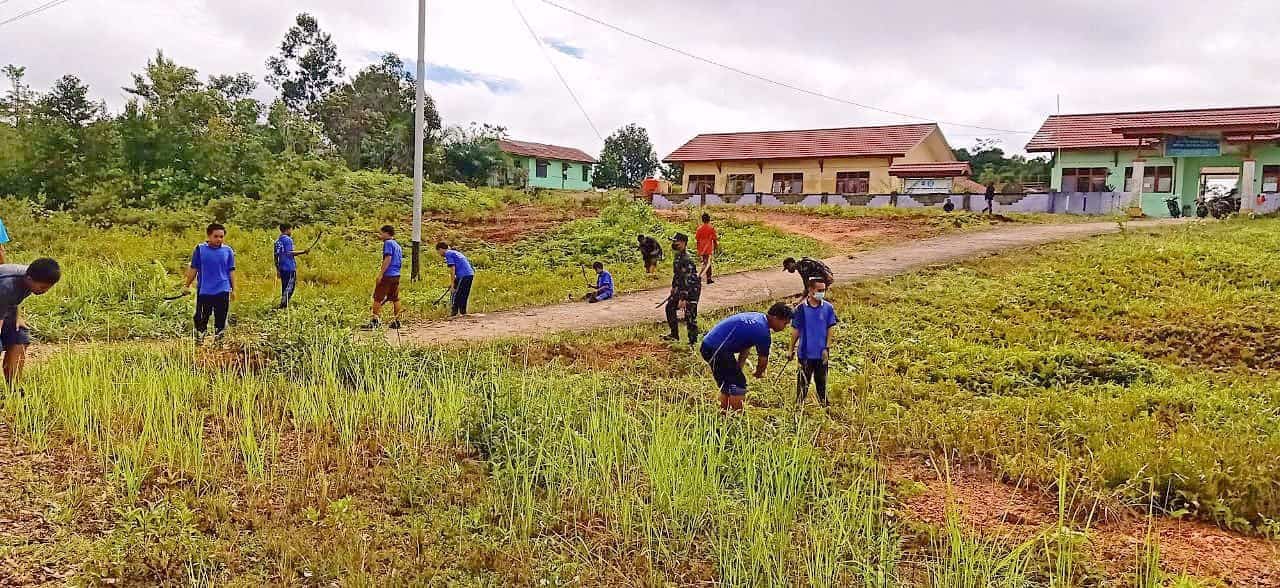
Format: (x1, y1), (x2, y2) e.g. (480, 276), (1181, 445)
(1165, 136), (1221, 157)
(903, 178), (953, 194)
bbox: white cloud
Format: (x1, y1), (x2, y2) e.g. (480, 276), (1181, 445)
(2, 0), (1278, 158)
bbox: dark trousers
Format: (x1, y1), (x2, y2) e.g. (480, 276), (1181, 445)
(665, 298), (699, 343)
(451, 276), (474, 316)
(278, 270), (296, 308)
(983, 197), (994, 214)
(701, 343), (746, 395)
(194, 292), (230, 336)
(797, 358), (829, 404)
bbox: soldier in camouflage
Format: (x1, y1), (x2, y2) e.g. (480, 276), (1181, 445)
(664, 233), (701, 344)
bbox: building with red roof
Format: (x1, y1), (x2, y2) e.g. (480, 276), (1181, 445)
(663, 123), (968, 196)
(497, 139), (597, 190)
(1026, 106), (1280, 216)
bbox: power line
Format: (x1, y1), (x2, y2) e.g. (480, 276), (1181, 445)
(536, 0), (1034, 136)
(511, 0), (604, 142)
(0, 0), (73, 28)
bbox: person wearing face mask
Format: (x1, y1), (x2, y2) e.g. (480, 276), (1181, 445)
(790, 277), (838, 407)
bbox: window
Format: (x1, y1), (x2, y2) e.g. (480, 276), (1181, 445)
(771, 173), (804, 194)
(1061, 167), (1111, 192)
(535, 159), (549, 178)
(1263, 165), (1280, 193)
(561, 162), (571, 179)
(726, 174), (755, 194)
(687, 175), (716, 194)
(1124, 165), (1174, 193)
(581, 164), (590, 182)
(835, 171), (870, 194)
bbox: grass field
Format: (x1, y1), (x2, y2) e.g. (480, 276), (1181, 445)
(3, 208), (1279, 585)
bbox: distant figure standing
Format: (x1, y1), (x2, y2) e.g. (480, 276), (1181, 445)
(783, 257), (834, 296)
(365, 225), (403, 330)
(0, 259), (61, 385)
(438, 241), (475, 317)
(664, 233), (701, 344)
(584, 261), (614, 303)
(183, 223), (236, 344)
(273, 223), (311, 309)
(638, 234), (663, 276)
(695, 212), (718, 284)
(700, 303), (794, 412)
(0, 216), (8, 263)
(984, 183), (996, 214)
(790, 278), (838, 407)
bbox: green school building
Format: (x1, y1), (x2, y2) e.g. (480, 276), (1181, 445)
(497, 139), (596, 191)
(1026, 106), (1280, 217)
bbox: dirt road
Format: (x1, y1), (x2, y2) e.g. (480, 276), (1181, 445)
(391, 219), (1184, 345)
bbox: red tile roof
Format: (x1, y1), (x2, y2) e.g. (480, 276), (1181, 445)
(498, 139), (597, 163)
(664, 123), (939, 162)
(888, 161), (971, 178)
(1026, 106), (1280, 152)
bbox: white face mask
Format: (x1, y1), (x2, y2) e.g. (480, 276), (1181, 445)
(812, 291), (826, 301)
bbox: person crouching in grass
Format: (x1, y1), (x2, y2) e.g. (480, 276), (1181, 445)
(699, 302), (793, 412)
(790, 278), (838, 407)
(1, 258), (61, 386)
(183, 223), (235, 345)
(365, 225), (403, 330)
(584, 261), (614, 303)
(437, 242), (475, 317)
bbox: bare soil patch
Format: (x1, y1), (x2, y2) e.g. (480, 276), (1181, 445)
(449, 204), (596, 244)
(1107, 319), (1280, 372)
(888, 455), (1280, 585)
(713, 210), (942, 250)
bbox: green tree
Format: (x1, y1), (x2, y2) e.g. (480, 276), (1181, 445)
(313, 53), (441, 173)
(955, 137), (1051, 191)
(266, 13), (345, 114)
(440, 123), (507, 186)
(0, 65), (34, 125)
(592, 123), (657, 189)
(661, 162), (683, 185)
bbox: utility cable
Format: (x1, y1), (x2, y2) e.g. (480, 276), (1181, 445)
(0, 0), (73, 28)
(536, 0), (1033, 135)
(511, 0), (604, 142)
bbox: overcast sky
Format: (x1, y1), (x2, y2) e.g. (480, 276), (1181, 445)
(3, 0), (1279, 157)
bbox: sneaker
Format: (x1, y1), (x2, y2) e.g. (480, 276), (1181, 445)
(388, 320), (402, 330)
(360, 320), (381, 331)
(660, 333), (679, 342)
(706, 279), (715, 284)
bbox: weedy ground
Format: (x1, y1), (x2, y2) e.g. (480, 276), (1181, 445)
(3, 209), (1278, 585)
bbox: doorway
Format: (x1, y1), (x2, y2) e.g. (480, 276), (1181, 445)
(1198, 167), (1240, 200)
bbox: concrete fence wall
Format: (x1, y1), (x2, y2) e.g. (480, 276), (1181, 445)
(652, 191), (1280, 216)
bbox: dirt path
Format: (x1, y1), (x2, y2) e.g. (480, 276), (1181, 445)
(391, 219), (1184, 345)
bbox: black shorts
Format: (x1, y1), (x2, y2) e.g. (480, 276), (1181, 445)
(700, 343), (747, 396)
(1, 318), (30, 348)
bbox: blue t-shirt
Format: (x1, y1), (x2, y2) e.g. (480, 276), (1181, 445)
(444, 249), (474, 278)
(274, 234), (296, 272)
(382, 239), (403, 277)
(0, 218), (9, 245)
(702, 312), (773, 356)
(595, 270), (614, 300)
(792, 300), (838, 360)
(190, 243), (235, 295)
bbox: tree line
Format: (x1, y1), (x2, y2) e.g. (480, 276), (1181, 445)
(0, 13), (667, 218)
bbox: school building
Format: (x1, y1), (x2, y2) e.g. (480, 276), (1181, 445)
(1026, 106), (1280, 217)
(662, 123), (973, 199)
(497, 139), (596, 190)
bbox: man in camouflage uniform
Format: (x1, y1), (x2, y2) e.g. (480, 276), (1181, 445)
(664, 233), (701, 344)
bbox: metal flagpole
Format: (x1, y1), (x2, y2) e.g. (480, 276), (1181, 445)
(411, 0), (427, 280)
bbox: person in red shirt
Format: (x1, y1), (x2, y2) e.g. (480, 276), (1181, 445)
(694, 212), (718, 285)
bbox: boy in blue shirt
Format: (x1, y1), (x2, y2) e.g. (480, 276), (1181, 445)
(183, 223), (236, 344)
(0, 216), (9, 263)
(365, 225), (403, 330)
(585, 261), (614, 303)
(273, 223), (312, 309)
(699, 303), (793, 412)
(436, 241), (475, 317)
(790, 278), (839, 407)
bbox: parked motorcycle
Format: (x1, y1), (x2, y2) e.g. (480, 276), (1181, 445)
(1164, 196), (1182, 218)
(1197, 191), (1240, 219)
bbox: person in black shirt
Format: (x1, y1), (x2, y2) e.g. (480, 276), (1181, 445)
(664, 233), (701, 344)
(783, 257), (833, 296)
(984, 183), (996, 214)
(638, 234), (663, 276)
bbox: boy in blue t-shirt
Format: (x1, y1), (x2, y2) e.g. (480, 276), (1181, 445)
(0, 216), (9, 263)
(699, 303), (794, 412)
(584, 261), (614, 303)
(436, 241), (475, 317)
(183, 223), (236, 343)
(365, 225), (403, 330)
(273, 223), (312, 309)
(790, 278), (839, 407)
